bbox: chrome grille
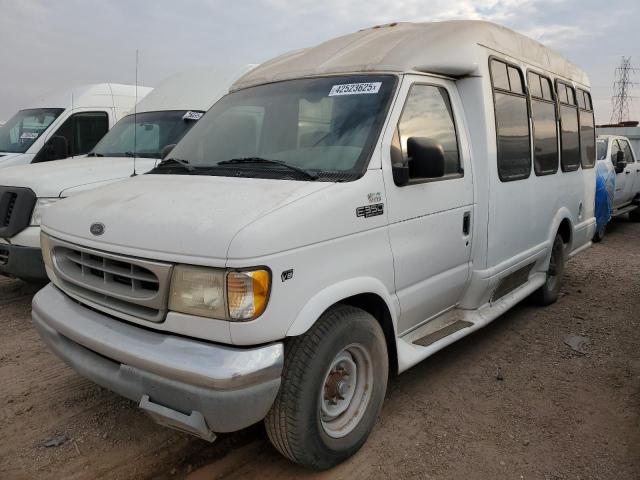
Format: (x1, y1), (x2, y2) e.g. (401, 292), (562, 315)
(49, 237), (173, 323)
(2, 193), (16, 227)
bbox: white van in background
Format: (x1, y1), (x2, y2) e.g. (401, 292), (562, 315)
(0, 65), (254, 281)
(34, 22), (596, 469)
(0, 84), (152, 168)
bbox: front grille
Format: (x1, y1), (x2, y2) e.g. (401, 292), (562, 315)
(49, 237), (173, 323)
(0, 187), (36, 238)
(0, 246), (9, 266)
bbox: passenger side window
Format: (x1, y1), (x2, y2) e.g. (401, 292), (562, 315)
(491, 59), (531, 181)
(610, 140), (622, 166)
(391, 84), (461, 182)
(527, 71), (558, 175)
(577, 88), (595, 169)
(34, 111), (109, 162)
(556, 81), (581, 172)
(620, 140), (635, 163)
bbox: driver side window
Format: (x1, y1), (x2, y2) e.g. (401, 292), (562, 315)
(391, 84), (461, 182)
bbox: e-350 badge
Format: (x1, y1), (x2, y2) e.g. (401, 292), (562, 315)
(356, 203), (384, 218)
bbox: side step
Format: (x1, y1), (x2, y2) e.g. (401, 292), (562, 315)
(612, 204), (638, 217)
(413, 320), (473, 347)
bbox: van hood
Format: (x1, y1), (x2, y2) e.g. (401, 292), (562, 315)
(0, 152), (31, 168)
(42, 174), (331, 262)
(0, 157), (157, 197)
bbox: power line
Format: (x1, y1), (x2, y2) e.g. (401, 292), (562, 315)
(610, 56), (639, 123)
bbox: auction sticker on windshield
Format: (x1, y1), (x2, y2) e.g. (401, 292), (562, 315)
(329, 82), (381, 96)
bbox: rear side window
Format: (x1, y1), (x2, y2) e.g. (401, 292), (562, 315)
(490, 59), (531, 181)
(392, 83), (461, 181)
(577, 88), (595, 169)
(556, 81), (580, 172)
(527, 71), (558, 175)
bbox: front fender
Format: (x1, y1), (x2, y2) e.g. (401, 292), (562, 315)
(286, 276), (400, 337)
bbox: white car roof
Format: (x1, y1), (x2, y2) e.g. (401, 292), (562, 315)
(23, 83), (152, 110)
(233, 20), (589, 91)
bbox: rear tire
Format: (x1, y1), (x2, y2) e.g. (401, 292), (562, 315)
(265, 305), (388, 470)
(533, 233), (565, 306)
(629, 207), (640, 222)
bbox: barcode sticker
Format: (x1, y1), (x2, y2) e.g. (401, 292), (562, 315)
(329, 82), (382, 96)
(183, 111), (204, 120)
(20, 132), (39, 140)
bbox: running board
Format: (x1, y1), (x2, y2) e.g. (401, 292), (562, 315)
(396, 272), (547, 373)
(612, 204), (638, 217)
(413, 320), (473, 347)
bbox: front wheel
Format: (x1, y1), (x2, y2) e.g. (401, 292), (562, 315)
(533, 233), (565, 306)
(265, 305), (388, 470)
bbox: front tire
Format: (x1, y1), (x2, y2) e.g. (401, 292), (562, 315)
(265, 305), (388, 470)
(629, 207), (640, 222)
(533, 233), (565, 306)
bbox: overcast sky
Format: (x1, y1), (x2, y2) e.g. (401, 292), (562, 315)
(1, 0), (638, 123)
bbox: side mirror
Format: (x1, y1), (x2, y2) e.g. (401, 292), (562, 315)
(407, 137), (446, 179)
(615, 150), (626, 174)
(45, 135), (69, 161)
(161, 143), (176, 160)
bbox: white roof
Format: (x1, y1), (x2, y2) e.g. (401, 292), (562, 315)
(24, 83), (152, 110)
(134, 65), (257, 114)
(233, 21), (589, 91)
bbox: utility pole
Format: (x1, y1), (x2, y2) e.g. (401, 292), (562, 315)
(610, 56), (638, 124)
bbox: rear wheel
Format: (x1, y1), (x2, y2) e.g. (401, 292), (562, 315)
(629, 207), (640, 222)
(265, 305), (388, 470)
(533, 233), (565, 306)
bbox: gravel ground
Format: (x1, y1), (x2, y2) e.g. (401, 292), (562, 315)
(1, 217), (638, 480)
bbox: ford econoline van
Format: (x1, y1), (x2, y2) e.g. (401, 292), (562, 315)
(33, 21), (596, 469)
(0, 66), (254, 282)
(0, 84), (152, 168)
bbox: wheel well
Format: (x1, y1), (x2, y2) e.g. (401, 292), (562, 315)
(558, 218), (572, 245)
(340, 293), (398, 376)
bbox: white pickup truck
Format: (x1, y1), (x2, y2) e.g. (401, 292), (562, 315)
(33, 21), (596, 469)
(594, 135), (640, 239)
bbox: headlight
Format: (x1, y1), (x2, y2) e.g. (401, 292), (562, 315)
(168, 265), (271, 321)
(31, 198), (61, 226)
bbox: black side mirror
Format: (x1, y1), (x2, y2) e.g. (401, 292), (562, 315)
(45, 135), (69, 161)
(161, 144), (176, 160)
(615, 150), (626, 173)
(407, 137), (446, 179)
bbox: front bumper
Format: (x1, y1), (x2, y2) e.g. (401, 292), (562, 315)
(32, 284), (284, 438)
(0, 243), (47, 282)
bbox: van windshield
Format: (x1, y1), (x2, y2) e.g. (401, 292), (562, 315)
(159, 75), (397, 181)
(596, 139), (608, 160)
(0, 108), (64, 153)
(90, 110), (203, 158)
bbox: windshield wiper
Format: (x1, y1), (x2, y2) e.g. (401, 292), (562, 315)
(150, 157), (195, 173)
(86, 152), (103, 157)
(217, 157), (318, 180)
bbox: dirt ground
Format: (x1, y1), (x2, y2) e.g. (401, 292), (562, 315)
(1, 218), (639, 480)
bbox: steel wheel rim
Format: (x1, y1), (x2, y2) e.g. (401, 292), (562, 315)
(319, 343), (373, 439)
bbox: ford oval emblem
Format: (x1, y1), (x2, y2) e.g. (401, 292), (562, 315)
(90, 222), (105, 236)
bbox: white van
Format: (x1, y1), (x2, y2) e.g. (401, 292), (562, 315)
(33, 21), (596, 469)
(0, 84), (152, 168)
(595, 135), (640, 229)
(0, 66), (254, 282)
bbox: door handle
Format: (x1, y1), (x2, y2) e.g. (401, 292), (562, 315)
(462, 211), (471, 236)
(626, 171), (631, 175)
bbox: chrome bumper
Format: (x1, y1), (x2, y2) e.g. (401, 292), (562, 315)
(32, 284), (283, 437)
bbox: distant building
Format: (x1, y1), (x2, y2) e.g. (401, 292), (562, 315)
(597, 121), (640, 154)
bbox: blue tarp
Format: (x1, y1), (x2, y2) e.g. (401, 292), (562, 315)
(595, 162), (615, 230)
